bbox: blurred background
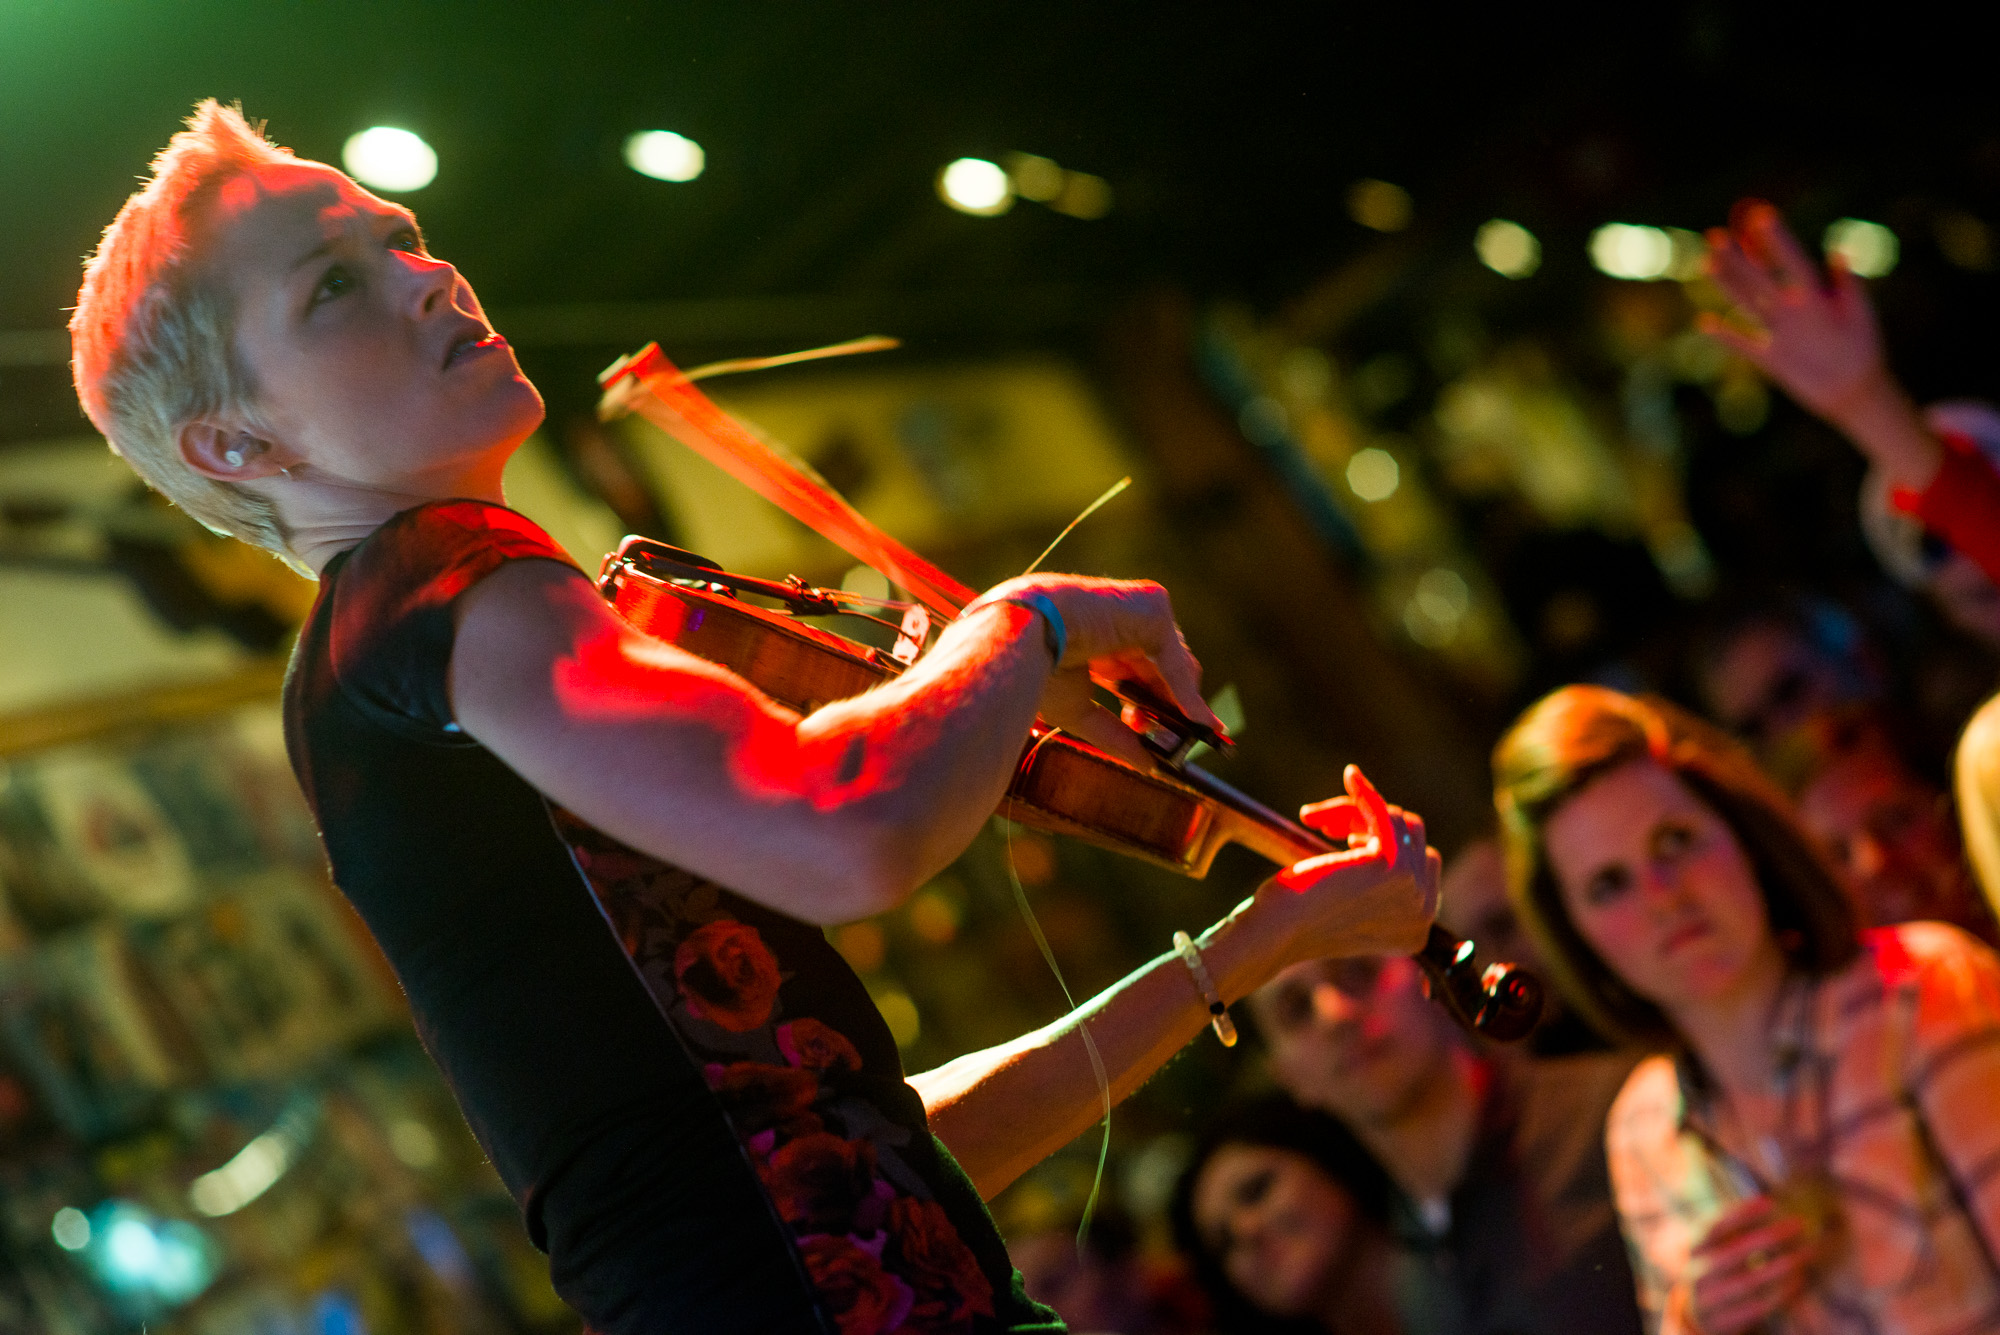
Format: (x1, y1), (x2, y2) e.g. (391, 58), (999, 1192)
(1, 3), (1997, 1330)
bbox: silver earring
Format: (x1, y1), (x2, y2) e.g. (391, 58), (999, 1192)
(224, 448), (244, 468)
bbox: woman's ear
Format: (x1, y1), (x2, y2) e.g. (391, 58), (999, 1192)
(178, 419), (288, 482)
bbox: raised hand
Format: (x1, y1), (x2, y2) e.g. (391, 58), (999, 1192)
(1699, 200), (1941, 492)
(1700, 200), (1891, 423)
(1679, 1194), (1815, 1335)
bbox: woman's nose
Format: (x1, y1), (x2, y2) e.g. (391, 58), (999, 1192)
(1846, 832), (1889, 880)
(1230, 1202), (1271, 1253)
(398, 250), (457, 316)
(1310, 981), (1360, 1026)
(1639, 862), (1694, 909)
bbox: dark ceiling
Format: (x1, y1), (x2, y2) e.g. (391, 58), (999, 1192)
(1, 2), (1994, 442)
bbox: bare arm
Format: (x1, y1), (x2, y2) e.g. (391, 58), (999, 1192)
(1701, 200), (1941, 491)
(912, 767), (1439, 1199)
(449, 561), (1218, 926)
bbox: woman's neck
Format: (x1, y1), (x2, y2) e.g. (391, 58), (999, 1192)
(1667, 941), (1792, 1099)
(265, 459), (510, 575)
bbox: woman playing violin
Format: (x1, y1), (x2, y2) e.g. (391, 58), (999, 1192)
(70, 101), (1441, 1335)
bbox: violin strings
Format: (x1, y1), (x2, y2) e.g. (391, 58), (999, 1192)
(1021, 476), (1132, 576)
(999, 734), (1113, 1253)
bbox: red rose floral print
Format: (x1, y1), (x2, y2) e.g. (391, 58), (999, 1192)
(551, 808), (998, 1334)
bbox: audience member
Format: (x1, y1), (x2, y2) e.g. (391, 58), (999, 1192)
(1702, 200), (2000, 644)
(1855, 402), (2000, 652)
(1008, 1202), (1207, 1335)
(1495, 685), (2000, 1334)
(1171, 1094), (1403, 1335)
(1957, 691), (2000, 923)
(1795, 725), (1997, 943)
(1242, 943), (1641, 1334)
(1691, 595), (1882, 779)
(1439, 836), (1609, 1055)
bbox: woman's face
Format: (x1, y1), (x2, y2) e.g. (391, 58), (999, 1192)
(205, 159), (543, 493)
(1191, 1143), (1360, 1320)
(1543, 759), (1783, 1015)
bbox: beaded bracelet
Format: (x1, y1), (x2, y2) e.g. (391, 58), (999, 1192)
(1172, 930), (1238, 1047)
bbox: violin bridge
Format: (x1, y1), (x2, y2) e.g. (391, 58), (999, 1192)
(892, 604), (932, 665)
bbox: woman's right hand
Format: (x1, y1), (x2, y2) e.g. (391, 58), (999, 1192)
(1679, 1194), (1814, 1335)
(980, 573), (1225, 772)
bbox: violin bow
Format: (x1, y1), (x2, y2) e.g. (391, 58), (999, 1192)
(597, 342), (974, 622)
(596, 341), (1544, 1042)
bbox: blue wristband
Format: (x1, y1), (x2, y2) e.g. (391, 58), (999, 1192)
(979, 593), (1067, 667)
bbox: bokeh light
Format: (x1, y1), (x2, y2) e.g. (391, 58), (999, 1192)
(873, 988), (921, 1046)
(1348, 179), (1413, 232)
(1475, 219), (1541, 278)
(72, 1201), (218, 1310)
(937, 158), (1013, 216)
(1415, 568), (1470, 625)
(389, 1118), (441, 1169)
(189, 1125), (292, 1216)
(1346, 447), (1401, 501)
(341, 126), (437, 193)
(1935, 211), (1994, 271)
(1589, 223), (1674, 280)
(624, 130), (705, 182)
(1824, 217), (1899, 277)
(1665, 227), (1709, 280)
(1405, 568), (1471, 647)
(1050, 171), (1113, 220)
(1004, 151), (1065, 202)
(51, 1206), (90, 1251)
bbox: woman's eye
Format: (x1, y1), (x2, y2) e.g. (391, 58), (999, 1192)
(311, 264), (353, 306)
(1584, 867), (1631, 906)
(388, 227), (423, 253)
(1655, 823), (1696, 859)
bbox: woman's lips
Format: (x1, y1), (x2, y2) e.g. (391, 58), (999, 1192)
(1659, 920), (1713, 955)
(444, 332), (508, 369)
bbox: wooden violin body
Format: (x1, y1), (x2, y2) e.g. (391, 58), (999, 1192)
(598, 539), (1543, 1041)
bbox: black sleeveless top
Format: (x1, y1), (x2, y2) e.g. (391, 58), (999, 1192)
(282, 500), (1060, 1335)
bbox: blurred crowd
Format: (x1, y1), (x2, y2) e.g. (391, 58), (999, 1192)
(1000, 204), (2000, 1335)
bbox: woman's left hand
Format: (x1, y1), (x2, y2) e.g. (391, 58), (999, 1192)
(1250, 764), (1441, 962)
(1682, 1194), (1815, 1335)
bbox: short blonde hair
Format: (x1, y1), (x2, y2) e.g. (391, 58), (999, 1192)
(71, 100), (297, 555)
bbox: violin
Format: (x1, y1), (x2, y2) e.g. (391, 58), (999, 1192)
(595, 536), (1544, 1041)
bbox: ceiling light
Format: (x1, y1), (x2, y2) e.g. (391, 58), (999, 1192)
(342, 127), (437, 193)
(937, 158), (1013, 216)
(1589, 223), (1673, 280)
(625, 130), (705, 182)
(1824, 218), (1899, 277)
(1475, 219), (1541, 278)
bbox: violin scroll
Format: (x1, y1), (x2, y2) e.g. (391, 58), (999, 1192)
(1414, 924), (1545, 1043)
